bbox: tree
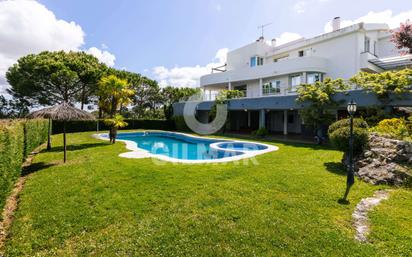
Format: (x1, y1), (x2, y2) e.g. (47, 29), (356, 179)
(391, 20), (412, 54)
(98, 75), (134, 143)
(0, 95), (29, 118)
(296, 78), (348, 136)
(103, 114), (128, 143)
(6, 51), (106, 109)
(350, 69), (412, 102)
(161, 86), (201, 120)
(110, 69), (163, 119)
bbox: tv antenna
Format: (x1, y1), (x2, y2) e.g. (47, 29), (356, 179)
(258, 23), (272, 38)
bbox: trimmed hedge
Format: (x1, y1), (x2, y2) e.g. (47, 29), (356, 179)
(23, 119), (49, 157)
(52, 119), (175, 134)
(0, 119), (48, 212)
(172, 116), (190, 132)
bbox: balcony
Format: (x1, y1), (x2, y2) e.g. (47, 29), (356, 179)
(200, 56), (328, 87)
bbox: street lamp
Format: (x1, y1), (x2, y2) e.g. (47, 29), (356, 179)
(343, 100), (357, 202)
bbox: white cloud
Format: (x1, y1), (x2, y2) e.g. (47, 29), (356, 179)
(293, 1), (306, 14)
(86, 47), (116, 67)
(215, 3), (222, 12)
(152, 48), (228, 88)
(274, 32), (303, 46)
(0, 0), (115, 94)
(324, 10), (412, 32)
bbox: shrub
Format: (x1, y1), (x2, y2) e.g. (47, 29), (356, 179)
(252, 127), (269, 137)
(0, 119), (48, 211)
(52, 119), (175, 134)
(370, 118), (411, 140)
(328, 118), (369, 156)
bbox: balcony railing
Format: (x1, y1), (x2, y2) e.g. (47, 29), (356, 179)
(202, 88), (298, 101)
(200, 56), (328, 87)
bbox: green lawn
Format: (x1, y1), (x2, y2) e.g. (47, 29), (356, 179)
(3, 131), (411, 256)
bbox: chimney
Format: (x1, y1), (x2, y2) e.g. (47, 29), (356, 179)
(271, 38), (277, 47)
(332, 17), (341, 31)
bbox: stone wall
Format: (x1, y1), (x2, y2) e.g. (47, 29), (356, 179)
(355, 133), (412, 185)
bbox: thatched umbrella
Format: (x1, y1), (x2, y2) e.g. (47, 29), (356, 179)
(27, 102), (95, 162)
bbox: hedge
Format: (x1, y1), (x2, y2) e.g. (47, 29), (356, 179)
(172, 116), (190, 132)
(52, 119), (175, 134)
(23, 119), (49, 157)
(0, 119), (48, 212)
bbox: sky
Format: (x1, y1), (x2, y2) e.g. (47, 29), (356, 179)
(0, 0), (412, 94)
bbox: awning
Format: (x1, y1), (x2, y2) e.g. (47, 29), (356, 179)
(369, 54), (412, 70)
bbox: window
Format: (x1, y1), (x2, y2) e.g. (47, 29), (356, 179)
(234, 85), (247, 96)
(250, 57), (256, 67)
(364, 36), (370, 53)
(250, 56), (264, 67)
(262, 80), (281, 95)
(298, 50), (304, 57)
(290, 75), (301, 89)
(307, 73), (323, 84)
(273, 55), (289, 62)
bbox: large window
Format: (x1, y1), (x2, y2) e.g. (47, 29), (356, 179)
(250, 56), (264, 67)
(307, 72), (322, 84)
(262, 80), (281, 95)
(234, 85), (247, 96)
(364, 36), (370, 53)
(291, 75), (301, 86)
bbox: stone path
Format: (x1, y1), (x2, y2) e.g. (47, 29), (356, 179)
(352, 190), (390, 242)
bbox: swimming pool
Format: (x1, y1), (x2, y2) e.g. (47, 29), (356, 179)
(96, 131), (278, 163)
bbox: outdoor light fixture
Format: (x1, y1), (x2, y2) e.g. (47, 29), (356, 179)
(342, 100), (357, 203)
(347, 100), (357, 115)
(244, 109), (248, 112)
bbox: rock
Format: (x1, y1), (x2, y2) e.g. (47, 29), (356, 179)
(364, 151), (373, 158)
(353, 134), (412, 185)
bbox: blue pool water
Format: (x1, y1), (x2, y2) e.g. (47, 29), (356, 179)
(116, 132), (244, 160)
(217, 142), (268, 151)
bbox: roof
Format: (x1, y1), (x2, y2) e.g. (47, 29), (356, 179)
(227, 22), (390, 58)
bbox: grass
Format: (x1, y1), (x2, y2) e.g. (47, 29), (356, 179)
(2, 131), (411, 256)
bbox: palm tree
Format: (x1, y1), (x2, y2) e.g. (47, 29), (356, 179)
(98, 75), (134, 143)
(103, 114), (128, 143)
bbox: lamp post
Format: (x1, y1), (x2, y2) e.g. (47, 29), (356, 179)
(343, 100), (357, 201)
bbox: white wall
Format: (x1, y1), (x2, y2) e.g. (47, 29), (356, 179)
(377, 34), (400, 57)
(227, 40), (272, 71)
(203, 23), (400, 89)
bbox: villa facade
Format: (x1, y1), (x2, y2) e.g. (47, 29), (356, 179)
(174, 18), (412, 135)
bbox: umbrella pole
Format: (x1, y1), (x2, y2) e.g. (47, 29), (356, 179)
(47, 118), (52, 150)
(63, 121), (67, 163)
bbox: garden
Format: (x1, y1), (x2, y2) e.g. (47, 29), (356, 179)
(0, 26), (411, 256)
(0, 130), (411, 256)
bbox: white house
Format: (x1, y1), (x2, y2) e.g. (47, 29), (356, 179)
(173, 18), (412, 136)
(201, 18), (409, 100)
